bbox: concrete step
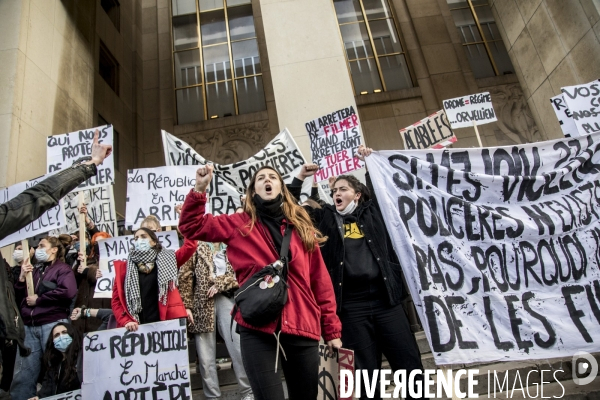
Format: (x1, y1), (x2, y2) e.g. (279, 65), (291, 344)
(189, 361), (239, 391)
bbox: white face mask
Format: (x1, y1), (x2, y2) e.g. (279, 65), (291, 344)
(337, 200), (358, 216)
(12, 250), (24, 264)
(35, 248), (50, 263)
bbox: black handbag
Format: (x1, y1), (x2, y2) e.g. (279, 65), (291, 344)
(232, 224), (292, 327)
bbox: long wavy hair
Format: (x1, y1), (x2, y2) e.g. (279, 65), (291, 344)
(42, 322), (82, 387)
(243, 166), (327, 252)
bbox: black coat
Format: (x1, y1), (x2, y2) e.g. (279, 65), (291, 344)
(303, 174), (407, 312)
(38, 352), (83, 398)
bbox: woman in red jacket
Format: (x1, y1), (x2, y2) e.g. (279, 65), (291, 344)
(179, 164), (342, 400)
(111, 228), (187, 331)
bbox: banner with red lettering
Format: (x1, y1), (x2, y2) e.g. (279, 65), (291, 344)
(305, 106), (364, 182)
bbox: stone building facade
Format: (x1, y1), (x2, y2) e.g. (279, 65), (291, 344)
(0, 0), (599, 218)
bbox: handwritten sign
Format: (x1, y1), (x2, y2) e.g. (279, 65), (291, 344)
(550, 94), (580, 138)
(400, 110), (457, 149)
(305, 106), (364, 182)
(125, 166), (197, 230)
(94, 231), (180, 298)
(317, 345), (356, 400)
(82, 319), (191, 399)
(561, 79), (600, 136)
(443, 92), (497, 129)
(47, 125), (114, 190)
(40, 390), (81, 400)
(0, 176), (66, 247)
(50, 186), (117, 237)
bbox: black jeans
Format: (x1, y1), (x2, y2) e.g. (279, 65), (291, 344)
(239, 327), (319, 400)
(340, 299), (425, 400)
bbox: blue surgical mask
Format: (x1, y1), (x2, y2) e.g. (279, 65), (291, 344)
(35, 248), (50, 263)
(53, 334), (73, 353)
(134, 238), (151, 252)
(74, 241), (90, 253)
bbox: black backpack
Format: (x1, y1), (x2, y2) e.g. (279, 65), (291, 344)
(232, 225), (292, 327)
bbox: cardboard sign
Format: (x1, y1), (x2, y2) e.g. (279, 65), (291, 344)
(125, 166), (197, 230)
(0, 176), (66, 247)
(46, 125), (114, 190)
(305, 106), (365, 182)
(550, 94), (580, 138)
(82, 320), (191, 399)
(400, 110), (457, 149)
(443, 92), (497, 129)
(317, 345), (356, 400)
(366, 132), (600, 365)
(561, 79), (600, 136)
(94, 231), (180, 298)
(162, 129), (317, 204)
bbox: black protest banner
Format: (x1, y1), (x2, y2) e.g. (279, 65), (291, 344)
(82, 319), (191, 399)
(47, 125), (114, 190)
(305, 106), (365, 182)
(562, 79), (600, 136)
(400, 110), (457, 150)
(367, 132), (600, 364)
(162, 129), (315, 203)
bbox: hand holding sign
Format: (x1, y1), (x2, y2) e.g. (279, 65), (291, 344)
(356, 145), (373, 161)
(195, 164), (214, 192)
(89, 129), (113, 166)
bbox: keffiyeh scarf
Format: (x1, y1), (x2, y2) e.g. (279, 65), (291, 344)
(125, 248), (178, 322)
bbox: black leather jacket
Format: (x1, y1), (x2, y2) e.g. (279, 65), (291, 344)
(0, 163), (96, 354)
(0, 163), (97, 240)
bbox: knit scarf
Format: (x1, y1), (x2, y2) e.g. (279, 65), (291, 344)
(125, 248), (178, 322)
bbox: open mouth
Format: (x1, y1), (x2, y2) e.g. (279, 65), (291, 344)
(335, 198), (343, 206)
(265, 184), (272, 195)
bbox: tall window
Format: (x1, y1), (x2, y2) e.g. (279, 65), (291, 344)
(171, 0), (266, 124)
(99, 41), (119, 95)
(448, 0), (514, 78)
(333, 0), (412, 95)
(101, 0), (120, 31)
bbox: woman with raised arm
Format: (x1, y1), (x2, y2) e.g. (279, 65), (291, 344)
(296, 145), (425, 400)
(179, 164), (342, 400)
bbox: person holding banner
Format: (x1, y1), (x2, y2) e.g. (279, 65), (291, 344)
(0, 130), (112, 241)
(28, 322), (83, 399)
(11, 237), (77, 400)
(111, 228), (188, 331)
(179, 164), (342, 400)
(298, 146), (425, 400)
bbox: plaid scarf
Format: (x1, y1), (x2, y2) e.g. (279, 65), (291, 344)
(125, 248), (178, 322)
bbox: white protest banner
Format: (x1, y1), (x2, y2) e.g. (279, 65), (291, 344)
(305, 106), (364, 182)
(50, 186), (117, 237)
(561, 79), (600, 136)
(40, 390), (81, 400)
(550, 94), (580, 138)
(0, 176), (66, 247)
(443, 92), (497, 129)
(95, 231), (180, 298)
(46, 125), (114, 190)
(317, 344), (356, 400)
(162, 129), (316, 204)
(400, 110), (457, 150)
(82, 319), (191, 399)
(366, 132), (600, 365)
(125, 166), (197, 229)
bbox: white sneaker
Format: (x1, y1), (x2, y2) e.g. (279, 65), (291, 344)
(241, 394), (255, 400)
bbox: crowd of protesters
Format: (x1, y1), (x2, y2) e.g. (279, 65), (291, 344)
(0, 137), (424, 400)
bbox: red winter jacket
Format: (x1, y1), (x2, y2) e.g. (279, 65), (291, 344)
(111, 243), (193, 327)
(179, 190), (342, 342)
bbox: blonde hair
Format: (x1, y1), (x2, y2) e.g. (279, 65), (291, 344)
(141, 215), (162, 231)
(243, 166), (327, 252)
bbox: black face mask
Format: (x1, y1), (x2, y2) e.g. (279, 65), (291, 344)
(253, 193), (284, 219)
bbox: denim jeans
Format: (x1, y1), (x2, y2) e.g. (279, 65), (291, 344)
(10, 320), (67, 400)
(195, 294), (252, 399)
